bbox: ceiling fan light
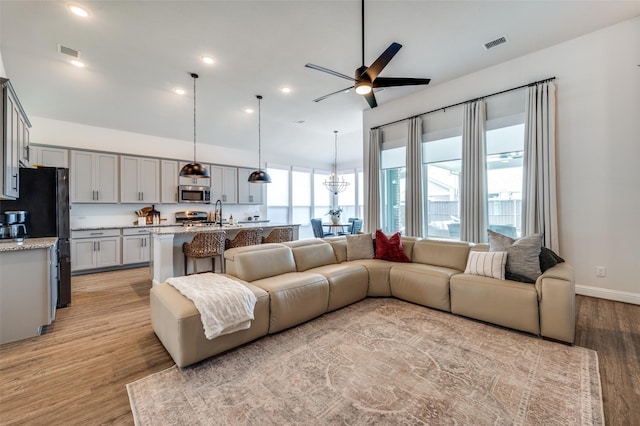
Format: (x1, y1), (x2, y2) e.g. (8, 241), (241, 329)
(355, 82), (372, 95)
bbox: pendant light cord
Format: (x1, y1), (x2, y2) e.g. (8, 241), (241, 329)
(257, 95), (263, 171)
(192, 73), (198, 163)
(334, 130), (338, 176)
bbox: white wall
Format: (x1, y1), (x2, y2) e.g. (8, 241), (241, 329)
(364, 17), (640, 304)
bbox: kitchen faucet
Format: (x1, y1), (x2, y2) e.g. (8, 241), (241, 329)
(215, 199), (222, 226)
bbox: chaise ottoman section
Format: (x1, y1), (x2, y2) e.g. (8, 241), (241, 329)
(390, 263), (459, 311)
(252, 272), (329, 333)
(450, 273), (540, 336)
(150, 278), (270, 368)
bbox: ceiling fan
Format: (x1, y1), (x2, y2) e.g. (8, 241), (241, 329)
(305, 0), (431, 108)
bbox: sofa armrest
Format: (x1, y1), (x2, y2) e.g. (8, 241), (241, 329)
(535, 262), (575, 344)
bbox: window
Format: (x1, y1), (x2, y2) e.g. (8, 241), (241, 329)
(486, 123), (524, 237)
(292, 168), (313, 239)
(422, 136), (462, 239)
(337, 171), (356, 220)
(266, 167), (289, 224)
(313, 170), (332, 219)
(380, 146), (406, 234)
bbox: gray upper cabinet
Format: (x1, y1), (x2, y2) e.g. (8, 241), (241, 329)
(32, 146), (68, 168)
(237, 167), (263, 204)
(211, 165), (237, 204)
(160, 159), (179, 203)
(120, 156), (160, 204)
(1, 78), (31, 199)
(70, 150), (119, 203)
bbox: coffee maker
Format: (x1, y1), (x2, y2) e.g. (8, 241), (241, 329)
(1, 210), (28, 241)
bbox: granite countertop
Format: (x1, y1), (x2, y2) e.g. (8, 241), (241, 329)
(71, 224), (178, 231)
(0, 237), (58, 252)
(147, 223), (300, 235)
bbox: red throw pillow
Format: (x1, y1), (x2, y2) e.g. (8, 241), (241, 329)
(374, 230), (411, 262)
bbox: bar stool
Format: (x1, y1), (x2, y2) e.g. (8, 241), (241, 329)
(262, 226), (293, 243)
(183, 231), (226, 275)
(225, 228), (263, 250)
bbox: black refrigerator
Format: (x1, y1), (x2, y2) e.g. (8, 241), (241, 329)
(2, 167), (71, 307)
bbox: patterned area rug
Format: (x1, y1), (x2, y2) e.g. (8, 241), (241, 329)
(128, 298), (603, 425)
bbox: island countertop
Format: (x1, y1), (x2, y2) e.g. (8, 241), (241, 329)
(146, 222), (294, 235)
(0, 237), (58, 252)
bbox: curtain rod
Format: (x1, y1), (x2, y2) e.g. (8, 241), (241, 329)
(371, 76), (556, 130)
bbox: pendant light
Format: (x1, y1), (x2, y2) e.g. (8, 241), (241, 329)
(179, 73), (210, 178)
(248, 95), (272, 184)
(323, 130), (349, 194)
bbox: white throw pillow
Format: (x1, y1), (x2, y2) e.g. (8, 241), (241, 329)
(464, 251), (508, 280)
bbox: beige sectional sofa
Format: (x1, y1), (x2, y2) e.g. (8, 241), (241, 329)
(150, 236), (575, 367)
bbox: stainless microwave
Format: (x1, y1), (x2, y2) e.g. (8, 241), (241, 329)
(178, 185), (211, 203)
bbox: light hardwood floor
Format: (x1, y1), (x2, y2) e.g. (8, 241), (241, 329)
(1, 267), (638, 425)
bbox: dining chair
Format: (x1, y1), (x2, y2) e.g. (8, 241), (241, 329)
(338, 217), (359, 235)
(182, 231), (226, 275)
(350, 219), (363, 234)
(311, 218), (334, 238)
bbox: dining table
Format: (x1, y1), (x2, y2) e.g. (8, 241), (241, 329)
(323, 223), (350, 234)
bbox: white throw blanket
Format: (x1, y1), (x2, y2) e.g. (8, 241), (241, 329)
(166, 273), (257, 340)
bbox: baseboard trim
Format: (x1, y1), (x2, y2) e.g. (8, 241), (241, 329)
(575, 284), (640, 305)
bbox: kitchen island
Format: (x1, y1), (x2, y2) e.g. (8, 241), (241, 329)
(148, 223), (300, 285)
(0, 237), (58, 344)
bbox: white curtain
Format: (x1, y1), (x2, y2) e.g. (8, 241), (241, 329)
(460, 100), (488, 243)
(365, 128), (381, 233)
(405, 117), (423, 236)
(522, 82), (559, 251)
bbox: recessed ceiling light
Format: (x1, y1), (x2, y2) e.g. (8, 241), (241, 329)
(174, 88), (185, 95)
(67, 3), (90, 17)
(201, 56), (215, 65)
(70, 59), (85, 68)
(244, 108), (254, 114)
(280, 87), (291, 94)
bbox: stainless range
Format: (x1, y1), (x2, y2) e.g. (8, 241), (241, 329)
(175, 211), (221, 227)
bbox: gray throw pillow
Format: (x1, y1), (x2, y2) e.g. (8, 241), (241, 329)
(488, 229), (542, 282)
(346, 233), (374, 261)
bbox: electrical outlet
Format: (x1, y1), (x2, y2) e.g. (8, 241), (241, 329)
(595, 266), (606, 277)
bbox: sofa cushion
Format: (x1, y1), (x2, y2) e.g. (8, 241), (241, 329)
(285, 239), (337, 272)
(252, 272), (329, 334)
(324, 236), (348, 263)
(308, 263), (369, 312)
(346, 233), (374, 261)
(374, 230), (411, 262)
(224, 244), (296, 282)
(348, 258), (395, 296)
(412, 239), (471, 271)
(488, 230), (542, 282)
(464, 251), (507, 280)
(390, 263), (457, 311)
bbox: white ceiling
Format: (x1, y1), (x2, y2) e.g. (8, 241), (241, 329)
(1, 1), (639, 167)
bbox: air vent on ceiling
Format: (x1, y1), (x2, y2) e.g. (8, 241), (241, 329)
(483, 36), (508, 51)
(57, 44), (80, 58)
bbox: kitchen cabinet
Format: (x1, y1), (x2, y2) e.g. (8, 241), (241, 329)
(160, 159), (179, 203)
(1, 78), (31, 199)
(122, 228), (150, 264)
(237, 167), (263, 204)
(211, 165), (237, 204)
(70, 150), (119, 203)
(120, 156), (160, 203)
(71, 229), (121, 271)
(32, 145), (69, 168)
(178, 161), (211, 187)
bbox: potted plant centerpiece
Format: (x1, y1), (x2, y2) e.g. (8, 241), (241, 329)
(328, 207), (343, 225)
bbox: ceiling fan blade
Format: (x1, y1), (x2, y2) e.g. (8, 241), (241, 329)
(373, 77), (431, 88)
(364, 91), (377, 108)
(363, 42), (402, 81)
(312, 86), (355, 103)
(305, 63), (356, 82)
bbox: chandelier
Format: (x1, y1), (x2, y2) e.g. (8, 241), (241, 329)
(323, 130), (349, 195)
